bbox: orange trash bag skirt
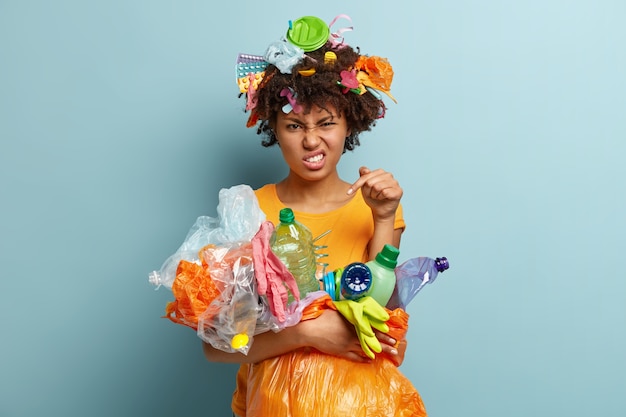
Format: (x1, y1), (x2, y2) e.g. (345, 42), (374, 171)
(232, 294), (428, 417)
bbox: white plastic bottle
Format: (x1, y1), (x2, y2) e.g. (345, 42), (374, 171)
(270, 208), (320, 302)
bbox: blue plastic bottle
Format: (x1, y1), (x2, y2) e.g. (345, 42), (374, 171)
(340, 262), (373, 300)
(321, 245), (399, 305)
(321, 262), (374, 301)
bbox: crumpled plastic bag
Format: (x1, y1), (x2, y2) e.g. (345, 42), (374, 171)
(149, 184), (267, 353)
(151, 184), (327, 354)
(237, 294), (428, 417)
(162, 241), (256, 331)
(196, 242), (259, 354)
(163, 254), (221, 330)
(196, 243), (319, 353)
(148, 184), (266, 290)
(264, 40), (304, 74)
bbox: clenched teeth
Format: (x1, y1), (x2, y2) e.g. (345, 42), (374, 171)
(306, 154), (324, 163)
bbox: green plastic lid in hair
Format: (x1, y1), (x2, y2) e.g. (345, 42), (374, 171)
(286, 16), (330, 52)
(375, 244), (400, 269)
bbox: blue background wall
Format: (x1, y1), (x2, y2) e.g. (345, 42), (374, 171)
(1, 1), (624, 416)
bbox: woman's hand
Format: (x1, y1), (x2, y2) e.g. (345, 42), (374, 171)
(349, 166), (404, 255)
(299, 309), (407, 365)
(375, 330), (407, 367)
(348, 166), (403, 222)
(299, 309), (374, 363)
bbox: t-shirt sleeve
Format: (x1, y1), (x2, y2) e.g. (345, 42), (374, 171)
(394, 203), (406, 232)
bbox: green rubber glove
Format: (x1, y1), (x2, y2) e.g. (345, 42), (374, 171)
(334, 296), (390, 359)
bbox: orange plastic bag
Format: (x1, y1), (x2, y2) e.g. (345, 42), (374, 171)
(237, 295), (427, 417)
(164, 259), (220, 330)
(164, 243), (253, 330)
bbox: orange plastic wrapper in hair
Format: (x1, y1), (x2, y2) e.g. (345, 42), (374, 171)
(355, 55), (397, 103)
(164, 243), (253, 330)
(239, 295), (428, 417)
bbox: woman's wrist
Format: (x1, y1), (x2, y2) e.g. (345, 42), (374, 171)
(372, 215), (396, 230)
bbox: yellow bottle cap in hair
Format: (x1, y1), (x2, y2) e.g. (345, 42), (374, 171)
(324, 51), (337, 64)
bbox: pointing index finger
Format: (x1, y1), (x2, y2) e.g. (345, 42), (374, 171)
(347, 166), (371, 195)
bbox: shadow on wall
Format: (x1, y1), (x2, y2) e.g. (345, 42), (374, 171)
(139, 124), (285, 417)
(198, 124), (286, 193)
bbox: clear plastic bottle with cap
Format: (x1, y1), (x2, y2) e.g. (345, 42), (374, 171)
(270, 208), (320, 302)
(387, 256), (450, 310)
(365, 244), (400, 307)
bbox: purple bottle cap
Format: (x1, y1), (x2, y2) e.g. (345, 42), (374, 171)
(434, 257), (449, 272)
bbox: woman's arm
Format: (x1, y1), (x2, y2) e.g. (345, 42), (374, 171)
(369, 222), (403, 261)
(348, 166), (408, 366)
(203, 307), (401, 364)
(348, 166), (404, 258)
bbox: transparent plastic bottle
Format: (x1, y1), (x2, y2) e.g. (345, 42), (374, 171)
(365, 244), (400, 307)
(387, 256), (450, 310)
(270, 208), (320, 302)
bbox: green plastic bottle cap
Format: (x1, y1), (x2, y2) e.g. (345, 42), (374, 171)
(279, 207), (295, 223)
(286, 16), (330, 52)
(376, 244), (400, 269)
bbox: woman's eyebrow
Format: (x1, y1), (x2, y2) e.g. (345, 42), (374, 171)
(303, 114), (337, 123)
(317, 114), (335, 123)
(284, 115), (335, 124)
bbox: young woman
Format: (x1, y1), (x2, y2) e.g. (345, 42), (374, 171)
(203, 15), (427, 416)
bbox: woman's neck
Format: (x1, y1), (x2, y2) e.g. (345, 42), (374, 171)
(275, 173), (353, 214)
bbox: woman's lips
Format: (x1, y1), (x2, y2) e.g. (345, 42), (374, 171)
(303, 152), (325, 169)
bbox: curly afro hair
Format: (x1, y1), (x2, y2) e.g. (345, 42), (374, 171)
(246, 41), (387, 152)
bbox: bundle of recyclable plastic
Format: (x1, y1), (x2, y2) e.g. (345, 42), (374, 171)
(149, 183), (450, 360)
(148, 184), (266, 291)
(149, 184), (326, 354)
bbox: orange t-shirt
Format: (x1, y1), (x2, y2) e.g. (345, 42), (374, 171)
(231, 184), (406, 417)
(253, 183), (405, 273)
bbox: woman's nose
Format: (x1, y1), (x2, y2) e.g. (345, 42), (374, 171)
(302, 126), (322, 148)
